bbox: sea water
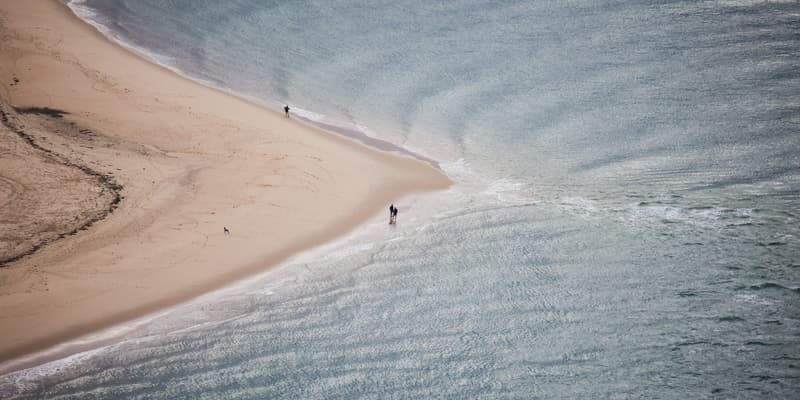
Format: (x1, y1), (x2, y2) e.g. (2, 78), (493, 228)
(2, 0), (798, 398)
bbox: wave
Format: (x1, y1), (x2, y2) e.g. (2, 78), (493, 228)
(745, 282), (800, 294)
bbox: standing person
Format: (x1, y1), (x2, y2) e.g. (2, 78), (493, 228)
(389, 204), (395, 224)
(392, 205), (398, 224)
(284, 104), (290, 118)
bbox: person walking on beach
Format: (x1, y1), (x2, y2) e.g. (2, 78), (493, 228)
(392, 205), (398, 224)
(284, 104), (290, 118)
(389, 204), (395, 224)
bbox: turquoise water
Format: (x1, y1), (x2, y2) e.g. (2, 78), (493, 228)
(2, 0), (799, 398)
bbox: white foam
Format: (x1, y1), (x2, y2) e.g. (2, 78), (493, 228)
(557, 196), (602, 219)
(615, 202), (757, 228)
(734, 293), (776, 306)
(482, 178), (533, 205)
(0, 303), (176, 379)
(289, 106), (327, 122)
(1, 346), (108, 393)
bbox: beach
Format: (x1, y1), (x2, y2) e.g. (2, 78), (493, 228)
(0, 0), (449, 368)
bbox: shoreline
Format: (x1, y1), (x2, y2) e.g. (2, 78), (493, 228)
(61, 0), (443, 172)
(0, 0), (450, 371)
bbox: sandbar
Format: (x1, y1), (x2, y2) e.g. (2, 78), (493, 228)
(0, 0), (450, 369)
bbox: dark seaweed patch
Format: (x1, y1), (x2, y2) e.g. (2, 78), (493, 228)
(0, 107), (123, 267)
(13, 106), (70, 118)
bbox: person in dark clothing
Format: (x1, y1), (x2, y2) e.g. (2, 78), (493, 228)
(389, 204), (395, 224)
(284, 104), (290, 117)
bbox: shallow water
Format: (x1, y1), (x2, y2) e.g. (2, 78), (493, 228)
(2, 0), (799, 398)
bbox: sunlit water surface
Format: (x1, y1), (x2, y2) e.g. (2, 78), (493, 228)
(2, 0), (798, 398)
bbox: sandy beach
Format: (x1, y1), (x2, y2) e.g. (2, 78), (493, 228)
(0, 0), (449, 368)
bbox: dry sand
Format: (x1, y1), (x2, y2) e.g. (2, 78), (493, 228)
(0, 0), (450, 367)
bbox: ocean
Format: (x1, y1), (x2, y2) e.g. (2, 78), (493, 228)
(2, 0), (799, 398)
